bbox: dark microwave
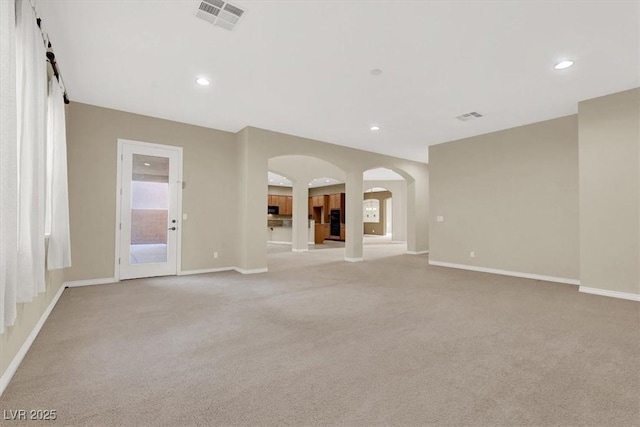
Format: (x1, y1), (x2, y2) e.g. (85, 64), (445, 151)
(268, 205), (279, 215)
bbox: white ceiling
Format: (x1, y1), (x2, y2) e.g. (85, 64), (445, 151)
(268, 167), (402, 188)
(267, 172), (343, 189)
(268, 154), (346, 186)
(267, 172), (292, 187)
(38, 0), (639, 163)
(363, 168), (404, 181)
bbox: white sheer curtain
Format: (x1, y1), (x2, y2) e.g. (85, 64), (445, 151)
(16, 0), (47, 303)
(1, 0), (72, 332)
(0, 0), (19, 331)
(46, 77), (71, 270)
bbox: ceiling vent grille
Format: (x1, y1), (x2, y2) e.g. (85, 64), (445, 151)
(196, 0), (246, 31)
(456, 111), (483, 121)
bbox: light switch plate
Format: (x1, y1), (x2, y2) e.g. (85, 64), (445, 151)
(183, 213), (188, 220)
(436, 216), (444, 222)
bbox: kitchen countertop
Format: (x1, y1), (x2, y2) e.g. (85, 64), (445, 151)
(267, 217), (314, 228)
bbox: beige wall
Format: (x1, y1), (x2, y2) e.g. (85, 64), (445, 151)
(65, 102), (238, 280)
(269, 155), (345, 184)
(309, 184), (346, 196)
(429, 115), (579, 280)
(578, 88), (640, 295)
(1, 269), (64, 378)
(267, 186), (292, 196)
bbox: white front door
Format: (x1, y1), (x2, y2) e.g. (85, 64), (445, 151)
(118, 140), (182, 280)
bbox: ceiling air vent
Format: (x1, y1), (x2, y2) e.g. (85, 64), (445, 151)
(456, 112), (483, 122)
(196, 0), (246, 31)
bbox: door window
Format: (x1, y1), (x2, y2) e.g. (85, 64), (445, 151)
(130, 154), (169, 264)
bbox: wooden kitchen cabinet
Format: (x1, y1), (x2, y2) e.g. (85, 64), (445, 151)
(277, 196), (284, 214)
(284, 196), (292, 215)
(314, 224), (325, 244)
(268, 194), (292, 215)
(328, 193), (345, 211)
(329, 193), (339, 210)
(277, 195), (292, 215)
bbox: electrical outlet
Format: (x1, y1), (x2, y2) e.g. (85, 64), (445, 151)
(436, 216), (444, 222)
(213, 251), (219, 259)
(470, 251), (475, 258)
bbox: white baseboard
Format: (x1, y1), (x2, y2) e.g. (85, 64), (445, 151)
(1, 284), (65, 396)
(64, 277), (117, 288)
(579, 286), (640, 301)
(234, 267), (268, 274)
(179, 267), (234, 276)
(428, 260), (580, 286)
(407, 250), (429, 255)
(292, 248), (309, 252)
(345, 257), (364, 262)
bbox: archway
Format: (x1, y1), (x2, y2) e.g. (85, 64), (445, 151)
(363, 187), (391, 242)
(363, 168), (407, 244)
(266, 155), (346, 261)
(235, 128), (429, 273)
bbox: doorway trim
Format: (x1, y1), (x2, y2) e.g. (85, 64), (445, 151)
(115, 138), (183, 281)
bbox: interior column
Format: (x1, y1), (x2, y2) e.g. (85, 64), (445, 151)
(291, 181), (309, 252)
(406, 167), (429, 254)
(235, 128), (268, 273)
(345, 170), (364, 261)
(392, 181), (407, 243)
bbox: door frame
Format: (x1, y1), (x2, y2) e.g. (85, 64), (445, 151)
(115, 138), (183, 281)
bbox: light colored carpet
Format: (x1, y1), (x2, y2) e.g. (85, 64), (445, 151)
(1, 243), (638, 426)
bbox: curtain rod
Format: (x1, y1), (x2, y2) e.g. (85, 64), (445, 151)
(28, 0), (70, 104)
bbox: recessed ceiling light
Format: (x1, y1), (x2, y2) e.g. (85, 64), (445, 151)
(144, 162), (150, 166)
(308, 183), (312, 186)
(370, 125), (380, 131)
(325, 179), (330, 183)
(195, 77), (210, 86)
(554, 60), (574, 70)
(370, 69), (383, 76)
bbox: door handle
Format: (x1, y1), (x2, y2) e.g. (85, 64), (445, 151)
(168, 227), (176, 231)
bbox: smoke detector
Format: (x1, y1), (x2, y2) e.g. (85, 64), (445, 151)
(196, 0), (246, 31)
(456, 111), (483, 122)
